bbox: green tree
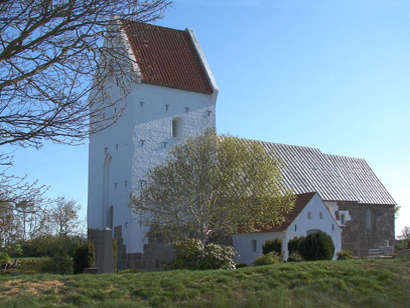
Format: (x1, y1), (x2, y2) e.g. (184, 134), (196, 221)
(129, 129), (295, 247)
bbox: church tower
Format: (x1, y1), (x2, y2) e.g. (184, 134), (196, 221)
(88, 21), (218, 254)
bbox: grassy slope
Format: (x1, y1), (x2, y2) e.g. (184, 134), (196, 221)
(0, 257), (409, 308)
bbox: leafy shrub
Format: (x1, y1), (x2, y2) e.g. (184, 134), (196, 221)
(0, 252), (10, 262)
(337, 250), (354, 260)
(262, 238), (282, 255)
(167, 239), (236, 270)
(287, 252), (304, 262)
(252, 252), (283, 266)
(408, 241), (410, 249)
(41, 250), (72, 275)
(73, 241), (95, 274)
(118, 268), (141, 274)
(287, 236), (305, 255)
(235, 262), (249, 268)
(18, 234), (86, 258)
(298, 230), (335, 261)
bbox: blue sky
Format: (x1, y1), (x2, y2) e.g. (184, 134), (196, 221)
(6, 0), (409, 237)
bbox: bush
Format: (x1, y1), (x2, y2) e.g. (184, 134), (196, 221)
(0, 252), (10, 262)
(167, 239), (236, 270)
(235, 263), (249, 268)
(73, 241), (95, 274)
(298, 230), (335, 261)
(262, 238), (282, 255)
(287, 252), (304, 262)
(337, 250), (354, 260)
(41, 250), (72, 275)
(252, 252), (283, 266)
(18, 234), (86, 258)
(287, 236), (305, 255)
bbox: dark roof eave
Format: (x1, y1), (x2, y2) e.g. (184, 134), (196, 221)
(141, 80), (214, 94)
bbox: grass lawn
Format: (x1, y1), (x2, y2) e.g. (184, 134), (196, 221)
(0, 257), (409, 307)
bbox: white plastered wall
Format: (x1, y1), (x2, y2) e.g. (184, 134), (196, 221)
(233, 193), (342, 265)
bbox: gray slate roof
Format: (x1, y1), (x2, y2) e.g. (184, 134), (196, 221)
(241, 139), (396, 205)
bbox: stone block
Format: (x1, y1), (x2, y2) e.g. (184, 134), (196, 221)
(142, 252), (153, 260)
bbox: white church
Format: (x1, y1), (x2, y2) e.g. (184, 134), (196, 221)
(88, 21), (396, 270)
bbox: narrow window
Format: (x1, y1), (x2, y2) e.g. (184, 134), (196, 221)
(319, 212), (323, 219)
(332, 224), (334, 231)
(366, 209), (373, 232)
(252, 240), (257, 252)
(295, 224), (297, 232)
(172, 118), (182, 138)
(340, 213), (346, 225)
(308, 211), (311, 219)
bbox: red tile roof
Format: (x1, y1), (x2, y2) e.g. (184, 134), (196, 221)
(122, 21), (213, 94)
(260, 192), (316, 233)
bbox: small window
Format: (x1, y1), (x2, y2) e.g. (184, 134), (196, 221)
(340, 213), (346, 225)
(319, 212), (323, 219)
(308, 211), (311, 219)
(252, 240), (257, 252)
(295, 224), (297, 232)
(332, 224), (334, 231)
(172, 118), (182, 138)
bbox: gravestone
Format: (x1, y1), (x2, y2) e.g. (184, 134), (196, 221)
(379, 240), (394, 256)
(97, 227), (114, 274)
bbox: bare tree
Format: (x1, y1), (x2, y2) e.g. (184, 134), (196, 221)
(48, 197), (84, 237)
(0, 170), (50, 247)
(0, 0), (172, 149)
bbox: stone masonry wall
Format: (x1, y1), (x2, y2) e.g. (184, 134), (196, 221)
(337, 202), (395, 256)
(88, 226), (175, 272)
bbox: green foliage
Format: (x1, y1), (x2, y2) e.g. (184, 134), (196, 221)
(118, 268), (141, 274)
(130, 129), (295, 245)
(287, 235), (305, 255)
(73, 241), (96, 274)
(252, 251), (283, 266)
(337, 250), (354, 260)
(298, 230), (335, 261)
(18, 234), (86, 258)
(287, 252), (304, 262)
(262, 237), (282, 255)
(0, 252), (10, 262)
(235, 263), (248, 268)
(167, 239), (236, 270)
(41, 250), (72, 275)
(1, 258), (410, 307)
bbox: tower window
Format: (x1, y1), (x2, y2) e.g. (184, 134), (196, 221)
(308, 211), (311, 219)
(172, 118), (182, 138)
(319, 212), (323, 219)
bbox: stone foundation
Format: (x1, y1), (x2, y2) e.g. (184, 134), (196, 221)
(88, 226), (175, 272)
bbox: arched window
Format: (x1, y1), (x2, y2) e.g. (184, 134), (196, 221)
(107, 205), (113, 229)
(102, 154), (112, 229)
(172, 118), (182, 138)
(306, 229), (319, 236)
(366, 209), (373, 232)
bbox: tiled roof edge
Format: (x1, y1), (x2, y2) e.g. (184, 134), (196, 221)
(185, 28), (219, 95)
